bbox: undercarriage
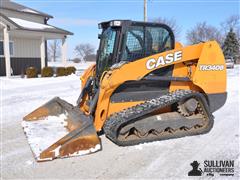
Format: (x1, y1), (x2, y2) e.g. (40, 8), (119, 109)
(104, 90), (214, 146)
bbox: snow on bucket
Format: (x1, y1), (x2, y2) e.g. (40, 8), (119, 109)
(22, 97), (101, 162)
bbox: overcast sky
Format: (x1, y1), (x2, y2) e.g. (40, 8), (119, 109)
(15, 0), (239, 59)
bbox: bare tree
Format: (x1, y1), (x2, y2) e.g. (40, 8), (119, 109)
(74, 43), (95, 63)
(186, 22), (223, 45)
(221, 15), (240, 41)
(152, 17), (181, 40)
(85, 54), (96, 62)
(47, 40), (60, 62)
(221, 15), (239, 32)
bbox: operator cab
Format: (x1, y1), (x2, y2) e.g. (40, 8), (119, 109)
(96, 20), (175, 77)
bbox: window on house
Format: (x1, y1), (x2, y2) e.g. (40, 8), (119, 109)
(0, 41), (14, 56)
(0, 41), (3, 56)
(9, 42), (14, 56)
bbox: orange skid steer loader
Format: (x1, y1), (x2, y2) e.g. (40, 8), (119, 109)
(22, 20), (227, 162)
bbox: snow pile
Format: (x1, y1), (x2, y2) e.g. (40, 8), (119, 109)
(48, 61), (95, 69)
(9, 17), (54, 30)
(22, 114), (68, 159)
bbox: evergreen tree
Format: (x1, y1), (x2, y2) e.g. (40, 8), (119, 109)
(222, 28), (239, 62)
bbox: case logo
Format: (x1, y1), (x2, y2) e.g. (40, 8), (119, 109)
(146, 51), (182, 70)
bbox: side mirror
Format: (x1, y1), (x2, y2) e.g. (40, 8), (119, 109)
(98, 34), (102, 39)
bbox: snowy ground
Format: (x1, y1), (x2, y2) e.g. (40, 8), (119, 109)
(48, 61), (95, 75)
(1, 65), (239, 179)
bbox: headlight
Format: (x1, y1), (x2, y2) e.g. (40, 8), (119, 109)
(110, 20), (121, 27)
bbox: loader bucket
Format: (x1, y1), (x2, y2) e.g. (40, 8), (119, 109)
(22, 97), (101, 162)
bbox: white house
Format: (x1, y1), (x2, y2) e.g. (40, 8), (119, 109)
(0, 0), (73, 77)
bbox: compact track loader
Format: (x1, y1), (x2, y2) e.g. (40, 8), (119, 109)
(22, 20), (227, 161)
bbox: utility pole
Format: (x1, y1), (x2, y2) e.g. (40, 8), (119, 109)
(144, 0), (147, 22)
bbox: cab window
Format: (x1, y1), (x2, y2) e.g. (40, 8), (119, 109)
(121, 26), (144, 61)
(145, 27), (172, 56)
(121, 25), (173, 62)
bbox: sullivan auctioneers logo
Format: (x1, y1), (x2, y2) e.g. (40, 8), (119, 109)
(188, 160), (235, 177)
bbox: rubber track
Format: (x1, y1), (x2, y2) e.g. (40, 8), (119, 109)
(103, 90), (214, 146)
